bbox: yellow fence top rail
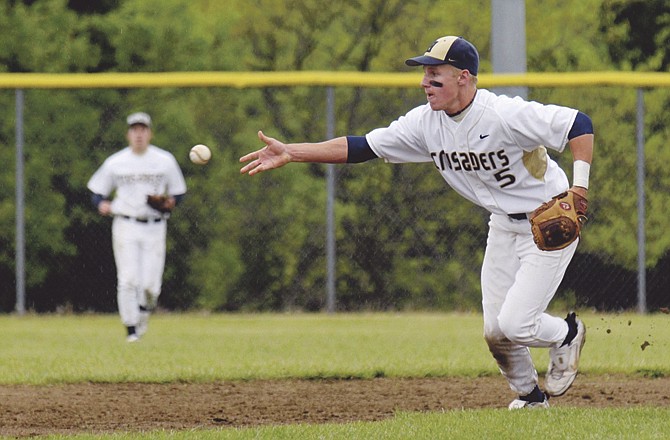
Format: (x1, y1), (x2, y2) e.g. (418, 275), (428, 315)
(1, 71), (670, 89)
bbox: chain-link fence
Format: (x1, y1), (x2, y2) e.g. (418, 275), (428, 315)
(2, 72), (669, 314)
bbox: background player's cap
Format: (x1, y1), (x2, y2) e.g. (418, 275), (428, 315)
(405, 36), (479, 75)
(127, 112), (152, 127)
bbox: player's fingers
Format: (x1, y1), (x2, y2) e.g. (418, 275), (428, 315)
(240, 159), (259, 174)
(240, 132), (273, 166)
(247, 160), (270, 176)
(258, 130), (272, 144)
(259, 130), (284, 152)
(247, 164), (264, 176)
(239, 150), (259, 163)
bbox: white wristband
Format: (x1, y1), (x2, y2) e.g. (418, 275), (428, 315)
(573, 160), (590, 189)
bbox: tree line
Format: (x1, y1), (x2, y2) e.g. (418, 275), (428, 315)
(1, 0), (670, 313)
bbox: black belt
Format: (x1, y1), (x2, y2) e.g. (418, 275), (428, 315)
(508, 213), (528, 221)
(121, 215), (163, 223)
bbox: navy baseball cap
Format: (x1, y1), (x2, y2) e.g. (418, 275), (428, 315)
(127, 112), (152, 127)
(405, 36), (479, 75)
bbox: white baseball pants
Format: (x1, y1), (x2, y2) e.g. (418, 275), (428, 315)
(481, 213), (578, 395)
(112, 216), (167, 327)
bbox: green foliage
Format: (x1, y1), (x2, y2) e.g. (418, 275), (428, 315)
(0, 0), (101, 73)
(100, 0), (210, 71)
(335, 163), (487, 310)
(527, 0), (612, 72)
(600, 0), (670, 71)
(639, 91), (670, 268)
(1, 0), (670, 312)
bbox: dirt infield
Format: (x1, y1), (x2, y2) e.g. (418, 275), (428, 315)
(2, 375), (669, 437)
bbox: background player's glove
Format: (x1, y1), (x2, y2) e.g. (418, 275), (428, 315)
(146, 194), (173, 213)
(529, 190), (588, 251)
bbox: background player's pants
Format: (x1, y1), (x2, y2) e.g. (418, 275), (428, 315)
(481, 213), (578, 395)
(112, 216), (167, 327)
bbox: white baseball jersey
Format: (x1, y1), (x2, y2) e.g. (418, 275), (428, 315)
(87, 145), (186, 218)
(366, 88), (577, 215)
(366, 87), (583, 397)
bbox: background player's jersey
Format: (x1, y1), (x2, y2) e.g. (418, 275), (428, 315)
(366, 89), (578, 215)
(88, 145), (186, 218)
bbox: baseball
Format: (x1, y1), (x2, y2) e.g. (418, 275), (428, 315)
(189, 144), (211, 165)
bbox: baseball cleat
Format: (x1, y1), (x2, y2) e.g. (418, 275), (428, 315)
(508, 397), (550, 410)
(545, 313), (586, 396)
(125, 325), (140, 343)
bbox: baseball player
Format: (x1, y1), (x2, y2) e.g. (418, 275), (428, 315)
(240, 36), (593, 409)
(88, 112), (187, 342)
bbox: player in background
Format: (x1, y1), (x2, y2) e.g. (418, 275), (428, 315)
(240, 36), (593, 409)
(88, 112), (187, 342)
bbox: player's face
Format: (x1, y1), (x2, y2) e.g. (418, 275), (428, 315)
(420, 65), (462, 112)
(127, 124), (152, 152)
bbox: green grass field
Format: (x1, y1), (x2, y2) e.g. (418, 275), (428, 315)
(2, 311), (669, 439)
(24, 408), (670, 440)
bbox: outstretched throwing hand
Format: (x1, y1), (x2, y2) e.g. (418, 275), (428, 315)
(239, 131), (291, 176)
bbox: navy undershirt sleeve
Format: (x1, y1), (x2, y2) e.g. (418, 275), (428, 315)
(346, 136), (379, 163)
(567, 111), (593, 140)
(91, 193), (106, 208)
(173, 194), (185, 205)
